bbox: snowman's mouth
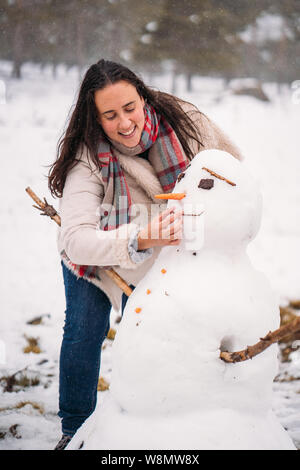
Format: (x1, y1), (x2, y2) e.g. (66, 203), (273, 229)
(182, 210), (205, 217)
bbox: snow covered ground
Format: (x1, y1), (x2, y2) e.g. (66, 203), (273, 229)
(0, 62), (299, 450)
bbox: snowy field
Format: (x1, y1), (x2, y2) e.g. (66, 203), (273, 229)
(0, 61), (299, 450)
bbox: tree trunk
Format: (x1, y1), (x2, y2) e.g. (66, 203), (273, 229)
(76, 15), (85, 72)
(171, 69), (177, 95)
(12, 22), (23, 79)
(186, 73), (193, 92)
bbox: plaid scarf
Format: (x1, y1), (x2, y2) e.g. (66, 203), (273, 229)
(61, 103), (188, 282)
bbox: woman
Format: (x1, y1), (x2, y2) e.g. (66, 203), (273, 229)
(48, 59), (241, 450)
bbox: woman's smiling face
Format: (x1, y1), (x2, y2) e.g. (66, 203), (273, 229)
(95, 80), (145, 148)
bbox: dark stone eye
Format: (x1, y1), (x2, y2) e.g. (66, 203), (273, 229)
(177, 172), (185, 182)
(198, 178), (214, 189)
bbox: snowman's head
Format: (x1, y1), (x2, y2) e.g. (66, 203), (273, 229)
(156, 149), (262, 252)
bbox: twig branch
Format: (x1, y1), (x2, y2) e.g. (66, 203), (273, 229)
(220, 316), (300, 363)
(25, 187), (61, 226)
(25, 186), (133, 296)
(202, 167), (236, 186)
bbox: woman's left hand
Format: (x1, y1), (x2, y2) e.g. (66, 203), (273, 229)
(137, 207), (183, 251)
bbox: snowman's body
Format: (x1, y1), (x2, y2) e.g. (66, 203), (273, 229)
(67, 150), (296, 450)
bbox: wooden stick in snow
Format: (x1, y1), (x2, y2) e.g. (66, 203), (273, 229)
(220, 316), (300, 363)
(25, 187), (133, 297)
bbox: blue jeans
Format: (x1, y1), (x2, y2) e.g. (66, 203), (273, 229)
(59, 261), (132, 436)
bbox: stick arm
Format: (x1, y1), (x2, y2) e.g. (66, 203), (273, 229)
(220, 316), (300, 363)
(25, 187), (133, 296)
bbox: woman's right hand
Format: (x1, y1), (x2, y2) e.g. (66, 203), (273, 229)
(137, 207), (183, 251)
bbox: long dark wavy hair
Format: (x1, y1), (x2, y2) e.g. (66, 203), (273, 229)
(48, 59), (203, 198)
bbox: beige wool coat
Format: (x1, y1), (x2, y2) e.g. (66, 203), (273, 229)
(57, 101), (242, 311)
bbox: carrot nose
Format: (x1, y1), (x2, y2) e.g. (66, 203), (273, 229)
(155, 193), (186, 201)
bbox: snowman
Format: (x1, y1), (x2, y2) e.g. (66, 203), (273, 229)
(67, 149), (296, 450)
